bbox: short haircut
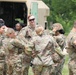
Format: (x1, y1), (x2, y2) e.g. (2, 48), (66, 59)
(16, 23), (25, 27)
(6, 28), (15, 35)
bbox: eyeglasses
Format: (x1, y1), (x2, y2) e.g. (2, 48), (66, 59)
(29, 19), (35, 21)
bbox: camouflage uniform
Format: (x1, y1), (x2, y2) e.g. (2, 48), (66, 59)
(54, 34), (65, 50)
(54, 34), (65, 75)
(18, 25), (37, 75)
(0, 34), (6, 75)
(18, 25), (37, 37)
(66, 30), (76, 75)
(3, 38), (25, 75)
(51, 23), (65, 75)
(32, 34), (56, 75)
(0, 34), (5, 48)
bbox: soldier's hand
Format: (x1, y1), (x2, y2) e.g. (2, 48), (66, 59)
(32, 50), (39, 58)
(32, 53), (37, 58)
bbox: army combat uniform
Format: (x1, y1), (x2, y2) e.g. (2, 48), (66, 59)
(54, 34), (65, 50)
(51, 23), (65, 75)
(31, 34), (56, 75)
(66, 30), (76, 75)
(54, 34), (65, 75)
(18, 25), (37, 75)
(0, 34), (6, 75)
(18, 25), (37, 37)
(3, 38), (25, 75)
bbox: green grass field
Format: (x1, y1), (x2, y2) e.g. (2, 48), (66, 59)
(62, 55), (69, 75)
(28, 55), (69, 75)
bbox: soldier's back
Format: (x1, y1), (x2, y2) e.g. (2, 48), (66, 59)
(66, 30), (76, 56)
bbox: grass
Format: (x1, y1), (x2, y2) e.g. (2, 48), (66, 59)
(28, 67), (34, 75)
(62, 55), (69, 75)
(28, 55), (69, 75)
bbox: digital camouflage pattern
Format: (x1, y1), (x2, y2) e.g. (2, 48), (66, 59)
(21, 42), (34, 75)
(32, 34), (56, 75)
(0, 34), (6, 75)
(66, 30), (76, 75)
(50, 41), (65, 75)
(18, 25), (37, 38)
(32, 35), (54, 66)
(54, 34), (65, 75)
(3, 38), (25, 75)
(0, 34), (5, 48)
(51, 23), (65, 75)
(32, 65), (55, 75)
(18, 25), (37, 75)
(54, 34), (65, 51)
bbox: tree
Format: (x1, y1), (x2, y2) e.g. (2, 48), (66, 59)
(43, 0), (76, 34)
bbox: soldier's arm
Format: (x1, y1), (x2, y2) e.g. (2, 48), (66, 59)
(1, 39), (10, 56)
(31, 37), (40, 58)
(0, 42), (9, 56)
(18, 27), (27, 37)
(55, 36), (65, 47)
(50, 36), (64, 57)
(10, 39), (25, 49)
(17, 34), (28, 45)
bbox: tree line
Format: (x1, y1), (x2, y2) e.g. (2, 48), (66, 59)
(43, 0), (76, 34)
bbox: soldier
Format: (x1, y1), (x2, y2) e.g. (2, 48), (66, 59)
(52, 23), (65, 51)
(3, 28), (25, 75)
(0, 19), (7, 75)
(15, 23), (24, 36)
(32, 26), (56, 75)
(52, 23), (65, 75)
(66, 21), (76, 75)
(18, 15), (37, 75)
(50, 23), (63, 36)
(17, 34), (34, 75)
(18, 15), (37, 37)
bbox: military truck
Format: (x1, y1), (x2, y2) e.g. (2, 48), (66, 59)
(0, 0), (49, 28)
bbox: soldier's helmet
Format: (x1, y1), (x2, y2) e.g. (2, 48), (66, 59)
(52, 23), (63, 32)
